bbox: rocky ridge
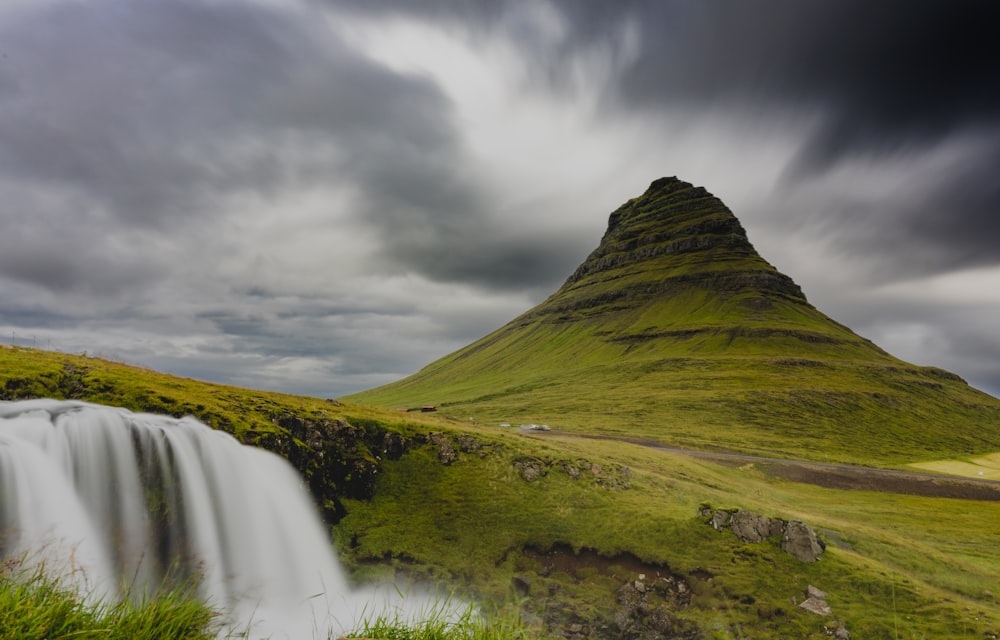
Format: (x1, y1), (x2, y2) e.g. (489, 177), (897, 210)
(699, 505), (826, 563)
(522, 176), (813, 328)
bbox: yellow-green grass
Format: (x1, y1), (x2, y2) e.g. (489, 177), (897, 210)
(4, 346), (999, 637)
(0, 557), (218, 640)
(350, 333), (1000, 467)
(337, 423), (1000, 638)
(347, 270), (1000, 467)
(348, 599), (540, 640)
(909, 453), (1000, 480)
(0, 344), (446, 439)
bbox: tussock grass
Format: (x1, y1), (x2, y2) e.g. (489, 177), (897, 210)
(0, 557), (218, 640)
(348, 600), (539, 640)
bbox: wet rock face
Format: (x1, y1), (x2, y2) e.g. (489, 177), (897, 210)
(259, 414), (382, 524)
(708, 508), (731, 531)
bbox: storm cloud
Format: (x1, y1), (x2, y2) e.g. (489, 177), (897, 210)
(2, 0), (998, 397)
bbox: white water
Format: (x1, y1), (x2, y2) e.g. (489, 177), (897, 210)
(0, 399), (436, 639)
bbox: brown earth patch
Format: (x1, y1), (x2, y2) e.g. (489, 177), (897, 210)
(522, 542), (672, 582)
(536, 431), (1000, 501)
(753, 461), (1000, 500)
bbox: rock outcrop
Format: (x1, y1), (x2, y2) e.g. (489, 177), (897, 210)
(699, 505), (825, 562)
(783, 520), (826, 563)
(514, 459), (546, 482)
(729, 509), (786, 543)
(428, 432), (456, 464)
(261, 414), (383, 524)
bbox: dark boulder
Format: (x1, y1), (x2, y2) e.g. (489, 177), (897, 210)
(782, 520), (825, 563)
(729, 510), (784, 543)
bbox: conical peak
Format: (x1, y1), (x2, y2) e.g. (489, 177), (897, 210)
(567, 176), (774, 289)
(607, 177), (734, 235)
(646, 176), (711, 200)
(349, 176), (1000, 469)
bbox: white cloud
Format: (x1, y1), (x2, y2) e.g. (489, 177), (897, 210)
(871, 266), (1000, 306)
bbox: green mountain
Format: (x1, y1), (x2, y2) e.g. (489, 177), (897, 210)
(349, 177), (1000, 465)
(4, 177), (1000, 638)
(3, 273), (1000, 636)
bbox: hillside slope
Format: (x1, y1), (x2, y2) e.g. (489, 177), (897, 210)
(3, 340), (999, 638)
(348, 177), (1000, 465)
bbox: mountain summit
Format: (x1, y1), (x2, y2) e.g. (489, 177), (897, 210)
(348, 178), (1000, 464)
(511, 177), (840, 342)
(555, 176), (807, 317)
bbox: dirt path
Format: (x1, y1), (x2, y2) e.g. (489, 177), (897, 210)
(535, 430), (1000, 501)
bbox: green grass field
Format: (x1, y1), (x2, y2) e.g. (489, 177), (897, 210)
(2, 346), (999, 637)
(335, 422), (1000, 638)
(910, 453), (1000, 480)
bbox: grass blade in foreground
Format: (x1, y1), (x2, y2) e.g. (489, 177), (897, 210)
(0, 558), (218, 640)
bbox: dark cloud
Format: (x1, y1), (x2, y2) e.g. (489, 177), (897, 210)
(391, 228), (592, 290)
(544, 0), (1000, 168)
(335, 0), (1000, 140)
(843, 297), (1000, 399)
(0, 304), (76, 331)
(338, 126), (593, 290)
(901, 143), (1000, 271)
(2, 0), (997, 399)
(2, 0), (561, 295)
(358, 169), (593, 290)
(954, 337), (1000, 399)
(773, 1), (1000, 170)
(333, 0), (1000, 274)
(0, 0), (511, 297)
(0, 202), (163, 296)
(0, 0), (457, 228)
(773, 137), (1000, 284)
(603, 0), (1000, 276)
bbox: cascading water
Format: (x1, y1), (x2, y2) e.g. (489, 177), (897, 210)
(0, 399), (432, 639)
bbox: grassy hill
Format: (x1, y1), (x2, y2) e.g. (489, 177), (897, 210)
(4, 178), (1000, 637)
(348, 177), (1000, 466)
(2, 346), (999, 638)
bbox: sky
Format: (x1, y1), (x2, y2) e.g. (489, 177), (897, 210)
(1, 0), (999, 400)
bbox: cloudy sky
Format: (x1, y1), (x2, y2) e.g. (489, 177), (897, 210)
(2, 0), (999, 399)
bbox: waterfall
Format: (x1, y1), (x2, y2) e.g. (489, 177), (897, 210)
(0, 399), (427, 639)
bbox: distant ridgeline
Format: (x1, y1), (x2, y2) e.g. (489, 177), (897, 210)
(348, 177), (1000, 464)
